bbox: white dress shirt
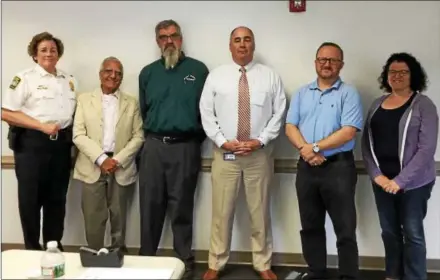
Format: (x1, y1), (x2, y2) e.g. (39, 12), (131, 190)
(199, 61), (287, 148)
(96, 90), (119, 166)
(2, 64), (77, 129)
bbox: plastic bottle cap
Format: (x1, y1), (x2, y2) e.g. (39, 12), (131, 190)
(47, 241), (58, 249)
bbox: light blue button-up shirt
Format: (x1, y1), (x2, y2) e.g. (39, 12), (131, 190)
(286, 78), (363, 157)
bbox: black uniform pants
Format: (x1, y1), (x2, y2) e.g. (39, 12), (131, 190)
(14, 128), (72, 250)
(138, 135), (201, 266)
(296, 151), (359, 279)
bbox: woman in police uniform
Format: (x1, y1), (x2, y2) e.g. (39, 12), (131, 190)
(1, 32), (77, 250)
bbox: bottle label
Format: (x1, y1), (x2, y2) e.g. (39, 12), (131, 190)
(41, 263), (65, 278)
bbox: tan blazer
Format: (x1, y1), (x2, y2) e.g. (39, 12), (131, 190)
(72, 88), (144, 186)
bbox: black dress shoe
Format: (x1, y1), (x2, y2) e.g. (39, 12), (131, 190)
(119, 245), (128, 253)
(297, 272), (329, 280)
(298, 273), (311, 280)
(182, 265), (194, 279)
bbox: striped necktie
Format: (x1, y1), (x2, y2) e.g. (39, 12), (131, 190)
(237, 67), (251, 141)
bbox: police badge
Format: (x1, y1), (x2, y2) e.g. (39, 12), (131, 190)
(9, 76), (21, 90)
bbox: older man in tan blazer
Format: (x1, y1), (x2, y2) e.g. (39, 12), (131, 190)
(73, 56), (144, 251)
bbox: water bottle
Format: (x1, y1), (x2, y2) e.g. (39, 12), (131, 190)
(40, 241), (65, 279)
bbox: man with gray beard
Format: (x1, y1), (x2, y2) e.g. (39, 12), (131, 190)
(163, 40), (180, 69)
(137, 19), (209, 278)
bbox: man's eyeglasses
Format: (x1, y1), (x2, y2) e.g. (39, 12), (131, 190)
(316, 57), (342, 65)
(388, 70), (410, 76)
(158, 33), (181, 42)
(101, 69), (122, 77)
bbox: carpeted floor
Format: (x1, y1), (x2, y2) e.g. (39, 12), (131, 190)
(191, 263), (440, 280)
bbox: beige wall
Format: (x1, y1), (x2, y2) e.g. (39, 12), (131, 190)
(1, 0), (440, 261)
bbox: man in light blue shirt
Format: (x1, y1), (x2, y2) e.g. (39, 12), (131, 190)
(285, 42), (363, 280)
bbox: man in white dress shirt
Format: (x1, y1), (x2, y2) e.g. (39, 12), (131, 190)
(72, 57), (144, 251)
(199, 26), (287, 280)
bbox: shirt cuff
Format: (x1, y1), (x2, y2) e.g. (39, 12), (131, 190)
(341, 123), (363, 131)
(214, 133), (227, 148)
(257, 135), (268, 146)
(1, 104), (21, 111)
(95, 153), (108, 166)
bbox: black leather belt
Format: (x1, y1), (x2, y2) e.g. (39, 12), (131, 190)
(149, 133), (195, 144)
(325, 151), (354, 162)
(299, 151), (353, 164)
(22, 127), (72, 141)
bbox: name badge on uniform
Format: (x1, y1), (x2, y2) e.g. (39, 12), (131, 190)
(69, 80), (75, 91)
(37, 85), (48, 90)
(223, 152), (236, 161)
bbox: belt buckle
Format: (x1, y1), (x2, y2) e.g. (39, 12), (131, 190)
(49, 132), (58, 141)
(162, 136), (171, 144)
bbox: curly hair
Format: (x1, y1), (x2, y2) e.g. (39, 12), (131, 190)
(378, 52), (428, 93)
(27, 32), (64, 63)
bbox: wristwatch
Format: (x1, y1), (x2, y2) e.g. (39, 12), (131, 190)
(312, 143), (320, 153)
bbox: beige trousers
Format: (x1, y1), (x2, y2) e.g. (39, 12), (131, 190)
(208, 144), (274, 271)
(81, 174), (134, 250)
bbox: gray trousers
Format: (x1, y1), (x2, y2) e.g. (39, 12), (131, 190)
(81, 174), (134, 250)
(138, 135), (201, 264)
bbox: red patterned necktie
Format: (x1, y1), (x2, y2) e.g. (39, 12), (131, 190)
(237, 67), (251, 141)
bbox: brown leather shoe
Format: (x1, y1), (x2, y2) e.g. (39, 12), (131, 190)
(203, 269), (219, 280)
(258, 269), (277, 280)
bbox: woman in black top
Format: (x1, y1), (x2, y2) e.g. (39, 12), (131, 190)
(362, 52), (438, 280)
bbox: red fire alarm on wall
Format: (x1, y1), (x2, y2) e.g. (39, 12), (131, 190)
(290, 0), (306, 12)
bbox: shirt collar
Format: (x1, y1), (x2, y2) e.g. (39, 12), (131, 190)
(101, 88), (120, 99)
(233, 60), (256, 73)
(35, 63), (64, 78)
(308, 77), (343, 91)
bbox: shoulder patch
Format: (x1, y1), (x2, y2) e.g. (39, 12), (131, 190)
(69, 80), (75, 91)
(9, 76), (21, 90)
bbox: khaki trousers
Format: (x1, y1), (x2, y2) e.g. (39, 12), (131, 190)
(81, 173), (134, 250)
(208, 144), (274, 271)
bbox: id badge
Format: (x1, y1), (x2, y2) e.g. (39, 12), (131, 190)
(223, 152), (236, 161)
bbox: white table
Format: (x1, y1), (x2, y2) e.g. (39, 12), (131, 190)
(1, 249), (185, 279)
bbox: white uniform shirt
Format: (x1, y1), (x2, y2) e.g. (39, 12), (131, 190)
(2, 64), (77, 129)
(96, 90), (119, 166)
(199, 61), (287, 148)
